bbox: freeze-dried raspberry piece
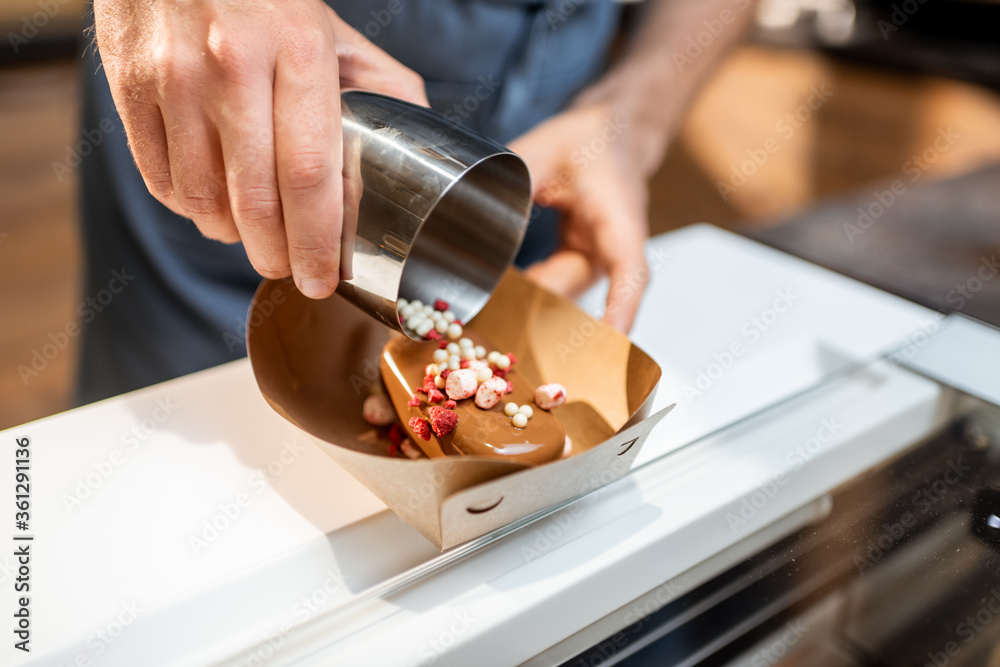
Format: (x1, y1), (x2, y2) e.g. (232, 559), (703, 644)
(424, 329), (442, 341)
(506, 352), (518, 365)
(445, 369), (478, 400)
(388, 423), (406, 446)
(407, 395), (420, 407)
(427, 388), (445, 403)
(441, 368), (452, 379)
(433, 299), (449, 311)
(459, 359), (471, 369)
(408, 416), (431, 441)
(505, 381), (513, 394)
(362, 394), (395, 426)
(534, 383), (567, 410)
(427, 406), (458, 437)
(475, 376), (507, 409)
(438, 340), (449, 349)
(420, 375), (437, 394)
(387, 443), (399, 457)
(444, 400), (457, 409)
(400, 439), (422, 459)
(493, 368), (508, 379)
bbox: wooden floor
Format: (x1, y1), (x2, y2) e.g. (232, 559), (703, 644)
(2, 45), (1000, 431)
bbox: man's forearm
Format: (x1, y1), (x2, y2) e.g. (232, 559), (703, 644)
(575, 0), (759, 177)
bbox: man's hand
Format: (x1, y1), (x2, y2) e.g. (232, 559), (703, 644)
(510, 104), (650, 333)
(512, 0), (758, 332)
(94, 0), (427, 298)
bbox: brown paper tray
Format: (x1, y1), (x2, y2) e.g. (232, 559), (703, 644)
(247, 269), (670, 550)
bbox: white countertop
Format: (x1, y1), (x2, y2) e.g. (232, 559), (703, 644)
(1, 224), (943, 666)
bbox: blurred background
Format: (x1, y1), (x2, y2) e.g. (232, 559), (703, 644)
(2, 0), (999, 430)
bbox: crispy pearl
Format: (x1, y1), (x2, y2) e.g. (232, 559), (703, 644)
(504, 402), (519, 417)
(512, 413), (528, 428)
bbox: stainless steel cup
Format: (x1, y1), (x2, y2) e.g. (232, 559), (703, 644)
(336, 91), (532, 338)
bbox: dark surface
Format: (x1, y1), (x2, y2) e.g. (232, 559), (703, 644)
(745, 162), (1000, 328)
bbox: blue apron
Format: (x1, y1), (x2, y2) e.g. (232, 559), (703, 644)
(75, 0), (621, 404)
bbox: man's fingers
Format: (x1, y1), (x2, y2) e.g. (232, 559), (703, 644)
(160, 104), (239, 243)
(525, 250), (594, 298)
(274, 32), (342, 299)
(326, 8), (428, 107)
(596, 189), (649, 333)
(212, 73), (289, 279)
(117, 98), (187, 218)
(604, 251), (648, 333)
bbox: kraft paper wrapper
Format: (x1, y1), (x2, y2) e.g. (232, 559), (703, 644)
(247, 269), (670, 550)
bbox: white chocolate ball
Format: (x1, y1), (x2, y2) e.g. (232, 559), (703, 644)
(517, 405), (533, 419)
(512, 413), (528, 428)
(433, 349), (449, 363)
(443, 310), (456, 322)
(434, 374), (445, 389)
(447, 323), (463, 340)
(474, 345), (487, 359)
(446, 342), (460, 355)
(504, 402), (519, 417)
(487, 351), (501, 364)
(495, 354), (511, 370)
(476, 367), (493, 383)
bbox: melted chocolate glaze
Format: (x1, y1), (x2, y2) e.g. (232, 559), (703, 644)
(380, 333), (565, 466)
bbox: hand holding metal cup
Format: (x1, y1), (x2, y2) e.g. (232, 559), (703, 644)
(336, 91), (533, 339)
